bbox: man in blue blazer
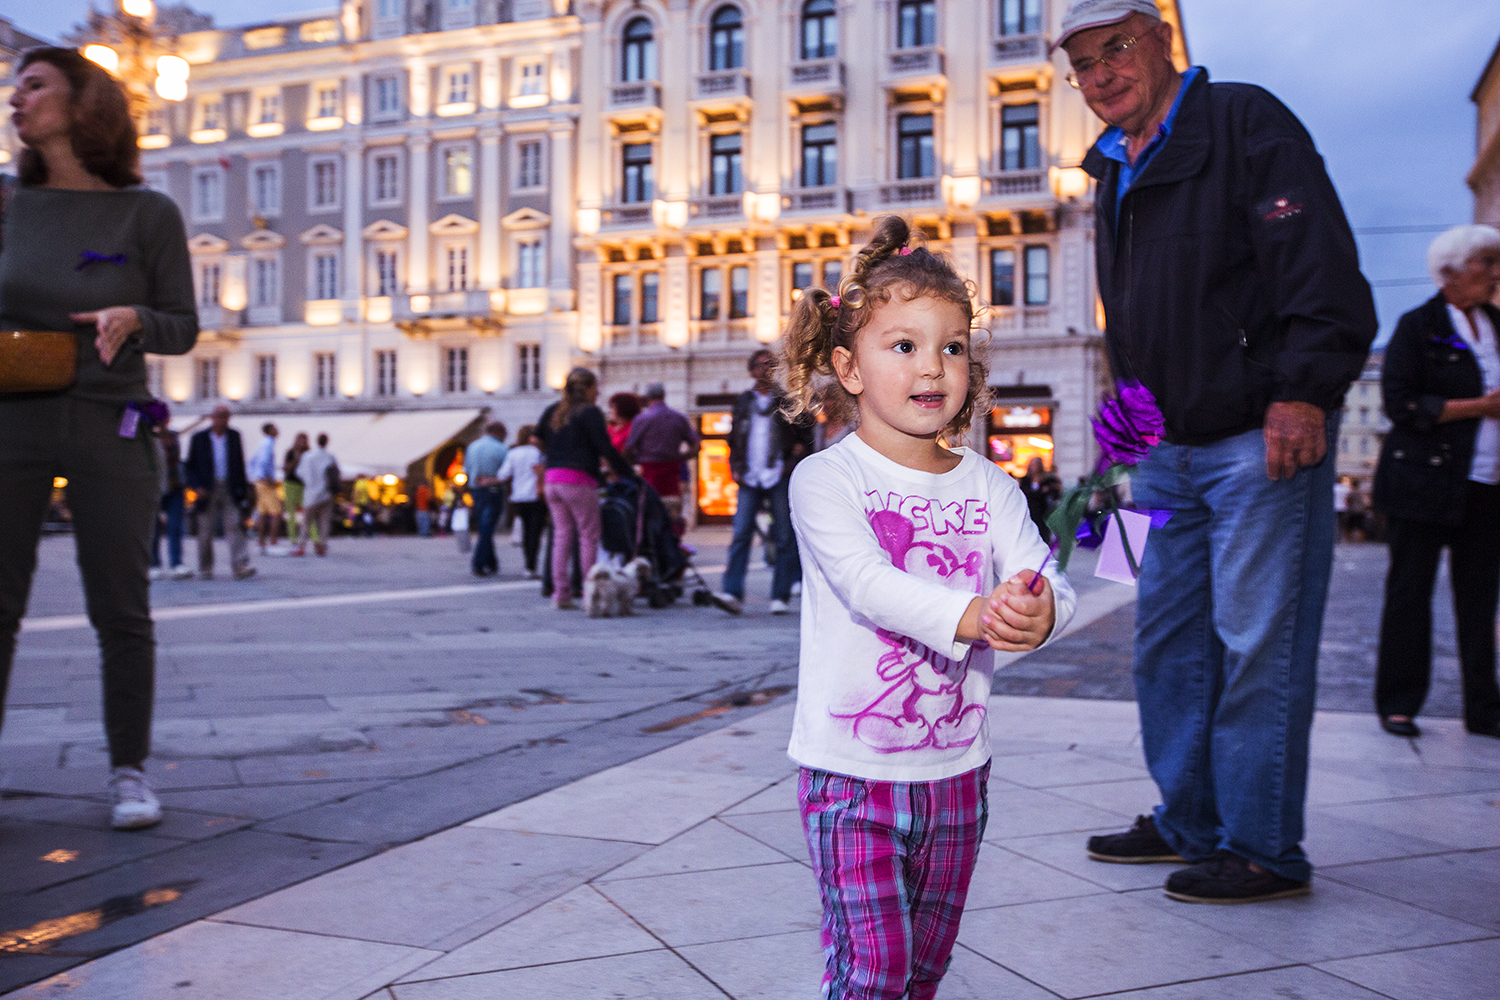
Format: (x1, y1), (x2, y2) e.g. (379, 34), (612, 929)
(184, 406), (255, 580)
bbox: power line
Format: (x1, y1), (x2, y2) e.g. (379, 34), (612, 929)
(1369, 277), (1433, 287)
(1353, 225), (1462, 235)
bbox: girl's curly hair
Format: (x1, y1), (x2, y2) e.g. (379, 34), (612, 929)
(780, 215), (989, 440)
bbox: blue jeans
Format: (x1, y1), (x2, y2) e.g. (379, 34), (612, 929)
(470, 486), (505, 574)
(1128, 418), (1337, 883)
(722, 477), (796, 602)
(152, 488), (185, 569)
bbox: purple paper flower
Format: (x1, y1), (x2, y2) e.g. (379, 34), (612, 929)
(1092, 381), (1164, 469)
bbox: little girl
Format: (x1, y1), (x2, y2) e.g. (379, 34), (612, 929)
(783, 216), (1077, 1000)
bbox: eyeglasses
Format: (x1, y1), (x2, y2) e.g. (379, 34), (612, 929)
(1066, 35), (1139, 89)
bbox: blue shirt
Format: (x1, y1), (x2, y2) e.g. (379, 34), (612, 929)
(1099, 66), (1202, 223)
(464, 434), (509, 484)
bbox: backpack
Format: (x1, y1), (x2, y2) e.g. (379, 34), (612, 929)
(324, 459), (341, 496)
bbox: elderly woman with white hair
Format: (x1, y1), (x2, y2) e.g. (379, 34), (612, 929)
(1373, 224), (1500, 739)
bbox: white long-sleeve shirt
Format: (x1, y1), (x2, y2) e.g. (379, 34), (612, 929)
(787, 434), (1076, 782)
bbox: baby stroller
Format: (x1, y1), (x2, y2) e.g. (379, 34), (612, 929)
(599, 478), (729, 611)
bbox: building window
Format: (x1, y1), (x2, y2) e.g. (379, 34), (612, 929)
(897, 113), (934, 179)
(700, 268), (721, 320)
(792, 261), (814, 302)
(518, 344), (542, 391)
(729, 265), (749, 319)
(192, 168), (223, 221)
(144, 108), (169, 139)
(445, 347), (468, 393)
(823, 259), (842, 289)
(709, 5), (744, 70)
(1001, 104), (1040, 171)
(197, 357), (220, 400)
(1000, 0), (1041, 35)
(311, 158), (339, 210)
(372, 152), (401, 203)
(446, 245), (470, 291)
(621, 142), (654, 203)
(250, 163), (280, 215)
(256, 354), (277, 400)
(622, 17), (656, 82)
(315, 352), (337, 399)
(442, 145), (473, 198)
(641, 271), (659, 323)
(801, 0), (837, 59)
(197, 262), (221, 307)
(375, 248), (400, 296)
(315, 84), (340, 119)
(518, 58), (546, 95)
(710, 133), (742, 195)
(517, 140), (544, 188)
(375, 349), (398, 396)
(801, 122), (837, 187)
(313, 252), (340, 300)
(199, 97), (223, 130)
(445, 67), (471, 105)
(255, 91), (280, 125)
(990, 248), (1015, 306)
(373, 74), (402, 116)
(897, 0), (935, 47)
(1024, 245), (1049, 305)
(612, 274), (633, 326)
(253, 257), (279, 307)
(517, 239), (544, 288)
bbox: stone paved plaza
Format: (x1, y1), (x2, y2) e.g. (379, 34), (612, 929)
(2, 531), (1497, 997)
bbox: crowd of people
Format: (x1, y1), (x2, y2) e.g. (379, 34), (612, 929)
(5, 15), (1500, 1000)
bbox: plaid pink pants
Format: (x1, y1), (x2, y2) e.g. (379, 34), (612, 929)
(799, 762), (990, 1000)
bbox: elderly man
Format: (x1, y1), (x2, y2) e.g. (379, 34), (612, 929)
(464, 420), (509, 576)
(1060, 0), (1377, 903)
(623, 382), (699, 524)
(184, 406), (256, 580)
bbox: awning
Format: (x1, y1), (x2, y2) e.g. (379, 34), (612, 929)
(170, 409), (486, 479)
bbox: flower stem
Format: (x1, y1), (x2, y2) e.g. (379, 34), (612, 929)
(1028, 536), (1060, 594)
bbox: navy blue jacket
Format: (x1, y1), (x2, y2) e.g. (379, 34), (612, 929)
(184, 426), (249, 509)
(1082, 69), (1377, 445)
(1374, 295), (1500, 525)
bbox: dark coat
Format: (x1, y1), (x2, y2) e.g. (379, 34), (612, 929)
(1373, 295), (1500, 525)
(184, 426), (249, 509)
(1082, 69), (1377, 445)
(727, 389), (814, 485)
(535, 402), (633, 484)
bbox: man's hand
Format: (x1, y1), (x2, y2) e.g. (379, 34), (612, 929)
(1264, 401), (1326, 481)
(70, 307), (142, 367)
(979, 572), (1055, 652)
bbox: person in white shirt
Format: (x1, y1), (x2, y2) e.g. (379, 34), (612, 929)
(1373, 225), (1500, 740)
(293, 434), (340, 557)
(780, 217), (1076, 1000)
(496, 425), (546, 578)
(247, 422), (281, 553)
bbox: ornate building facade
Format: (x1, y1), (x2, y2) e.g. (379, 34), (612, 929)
(11, 0), (1189, 511)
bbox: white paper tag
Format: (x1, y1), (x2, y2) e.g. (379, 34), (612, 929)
(1095, 509), (1153, 586)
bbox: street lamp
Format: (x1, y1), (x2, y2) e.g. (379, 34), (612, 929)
(78, 0), (189, 123)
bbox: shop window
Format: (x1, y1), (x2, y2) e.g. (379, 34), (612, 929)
(987, 403), (1053, 478)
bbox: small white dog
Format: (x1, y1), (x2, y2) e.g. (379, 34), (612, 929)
(584, 557), (652, 618)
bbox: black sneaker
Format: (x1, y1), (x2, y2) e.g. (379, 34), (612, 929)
(1086, 815), (1185, 864)
(1164, 850), (1311, 904)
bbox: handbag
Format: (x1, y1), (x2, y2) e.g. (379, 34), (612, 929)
(0, 177), (78, 393)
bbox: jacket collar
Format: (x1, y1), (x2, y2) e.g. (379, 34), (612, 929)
(1424, 291), (1500, 349)
(1082, 67), (1211, 187)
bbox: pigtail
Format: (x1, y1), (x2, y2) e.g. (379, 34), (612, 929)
(781, 286), (850, 425)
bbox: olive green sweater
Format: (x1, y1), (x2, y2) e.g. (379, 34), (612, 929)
(0, 182), (198, 402)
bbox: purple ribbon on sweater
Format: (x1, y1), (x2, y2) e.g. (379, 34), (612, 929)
(76, 251), (127, 271)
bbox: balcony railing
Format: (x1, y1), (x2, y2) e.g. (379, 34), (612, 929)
(782, 186), (849, 214)
(693, 318), (754, 344)
(991, 34), (1046, 65)
(690, 194), (745, 220)
(601, 204), (654, 229)
(878, 180), (941, 206)
(605, 323), (662, 350)
(990, 306), (1053, 332)
(885, 46), (944, 82)
(983, 168), (1048, 199)
(392, 290), (492, 321)
(693, 70), (751, 104)
(786, 58), (845, 96)
(607, 82), (662, 114)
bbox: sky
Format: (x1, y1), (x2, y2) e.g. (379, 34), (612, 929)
(4, 0), (1495, 342)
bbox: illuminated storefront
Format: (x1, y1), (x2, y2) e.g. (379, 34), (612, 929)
(696, 405), (737, 524)
(986, 393), (1056, 478)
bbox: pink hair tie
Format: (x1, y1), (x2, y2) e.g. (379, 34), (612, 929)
(829, 295), (841, 307)
(899, 247), (913, 255)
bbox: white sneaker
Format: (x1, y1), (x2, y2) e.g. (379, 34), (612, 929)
(148, 567), (166, 581)
(170, 565), (195, 580)
(790, 582), (802, 598)
(108, 767), (162, 830)
(713, 592), (743, 615)
(769, 599), (791, 615)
